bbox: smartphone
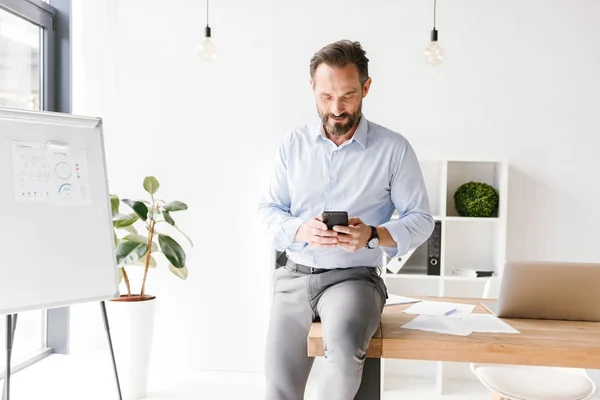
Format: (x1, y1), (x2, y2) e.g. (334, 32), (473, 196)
(321, 211), (349, 230)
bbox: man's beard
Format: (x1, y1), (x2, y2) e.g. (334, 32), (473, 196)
(319, 103), (362, 136)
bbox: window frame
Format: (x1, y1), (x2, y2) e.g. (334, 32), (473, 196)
(0, 0), (71, 376)
(0, 0), (56, 110)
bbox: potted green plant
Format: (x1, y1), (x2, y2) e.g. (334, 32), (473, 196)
(108, 176), (193, 400)
(453, 181), (499, 218)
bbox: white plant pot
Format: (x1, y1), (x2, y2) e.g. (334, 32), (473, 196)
(106, 296), (157, 400)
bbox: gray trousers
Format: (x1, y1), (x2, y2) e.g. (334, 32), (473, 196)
(265, 261), (388, 400)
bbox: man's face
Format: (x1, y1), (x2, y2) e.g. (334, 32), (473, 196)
(311, 63), (371, 136)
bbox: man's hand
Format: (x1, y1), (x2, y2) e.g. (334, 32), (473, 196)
(333, 217), (371, 252)
(294, 216), (339, 248)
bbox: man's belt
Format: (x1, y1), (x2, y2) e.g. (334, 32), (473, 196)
(285, 258), (331, 274)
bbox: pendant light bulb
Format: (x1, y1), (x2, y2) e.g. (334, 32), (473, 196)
(197, 0), (216, 61)
(198, 26), (216, 61)
(424, 29), (443, 66)
(424, 0), (443, 66)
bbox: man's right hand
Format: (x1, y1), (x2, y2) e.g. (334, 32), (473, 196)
(294, 216), (338, 248)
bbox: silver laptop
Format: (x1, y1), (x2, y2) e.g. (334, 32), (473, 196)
(482, 260), (600, 322)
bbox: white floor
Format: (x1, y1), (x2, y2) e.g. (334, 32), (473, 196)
(3, 352), (600, 400)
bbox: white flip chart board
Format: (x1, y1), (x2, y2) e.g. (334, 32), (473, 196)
(0, 107), (119, 316)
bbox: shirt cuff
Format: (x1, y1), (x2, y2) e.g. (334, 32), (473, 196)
(275, 217), (306, 251)
(380, 219), (412, 258)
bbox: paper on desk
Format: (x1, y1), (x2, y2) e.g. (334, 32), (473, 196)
(402, 315), (472, 336)
(401, 314), (520, 336)
(403, 301), (476, 319)
(448, 314), (520, 334)
(385, 294), (421, 306)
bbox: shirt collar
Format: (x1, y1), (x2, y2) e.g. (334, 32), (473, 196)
(314, 115), (369, 149)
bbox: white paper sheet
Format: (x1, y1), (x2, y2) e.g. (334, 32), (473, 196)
(12, 141), (92, 206)
(385, 294), (421, 306)
(401, 314), (520, 336)
(401, 315), (472, 336)
(448, 314), (520, 334)
(403, 301), (476, 319)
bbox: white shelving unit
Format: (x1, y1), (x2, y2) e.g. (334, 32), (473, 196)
(381, 158), (509, 395)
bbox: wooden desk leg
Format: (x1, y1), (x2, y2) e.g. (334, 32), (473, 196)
(355, 358), (381, 400)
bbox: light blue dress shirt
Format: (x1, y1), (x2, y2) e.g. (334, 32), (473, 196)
(258, 115), (435, 269)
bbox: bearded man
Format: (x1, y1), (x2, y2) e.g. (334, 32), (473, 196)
(258, 39), (434, 400)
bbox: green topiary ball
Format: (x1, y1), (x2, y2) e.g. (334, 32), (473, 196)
(453, 181), (499, 217)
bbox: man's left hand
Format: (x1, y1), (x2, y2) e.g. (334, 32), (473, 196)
(333, 217), (371, 252)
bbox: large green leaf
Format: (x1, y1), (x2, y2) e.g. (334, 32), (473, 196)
(113, 213), (138, 228)
(133, 253), (157, 268)
(144, 176), (160, 195)
(122, 199), (148, 221)
(158, 234), (186, 268)
(163, 210), (175, 226)
(169, 264), (188, 280)
(110, 194), (120, 214)
(163, 201), (188, 212)
(156, 222), (194, 247)
(115, 241), (149, 267)
(122, 224), (138, 235)
(123, 234), (158, 252)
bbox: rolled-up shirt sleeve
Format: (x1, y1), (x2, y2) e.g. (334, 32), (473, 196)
(257, 134), (306, 252)
(381, 141), (435, 258)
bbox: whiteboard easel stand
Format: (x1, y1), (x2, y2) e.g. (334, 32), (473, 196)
(0, 107), (125, 399)
(2, 314), (16, 400)
(101, 300), (123, 400)
(2, 303), (123, 400)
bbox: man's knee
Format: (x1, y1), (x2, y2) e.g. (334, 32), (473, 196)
(322, 319), (372, 366)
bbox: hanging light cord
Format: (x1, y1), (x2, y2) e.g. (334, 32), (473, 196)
(206, 0), (210, 26)
(433, 0), (437, 29)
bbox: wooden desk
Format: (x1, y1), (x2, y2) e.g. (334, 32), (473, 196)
(307, 296), (600, 400)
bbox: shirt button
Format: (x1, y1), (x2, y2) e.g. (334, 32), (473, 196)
(331, 178), (336, 184)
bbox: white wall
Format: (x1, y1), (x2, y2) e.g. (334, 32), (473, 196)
(70, 0), (600, 374)
(68, 0), (123, 356)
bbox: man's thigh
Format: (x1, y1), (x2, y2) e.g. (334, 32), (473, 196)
(316, 271), (386, 355)
(266, 265), (315, 357)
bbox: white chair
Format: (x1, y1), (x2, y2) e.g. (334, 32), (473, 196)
(470, 278), (598, 400)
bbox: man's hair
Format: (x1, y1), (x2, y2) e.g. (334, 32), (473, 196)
(310, 40), (370, 87)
